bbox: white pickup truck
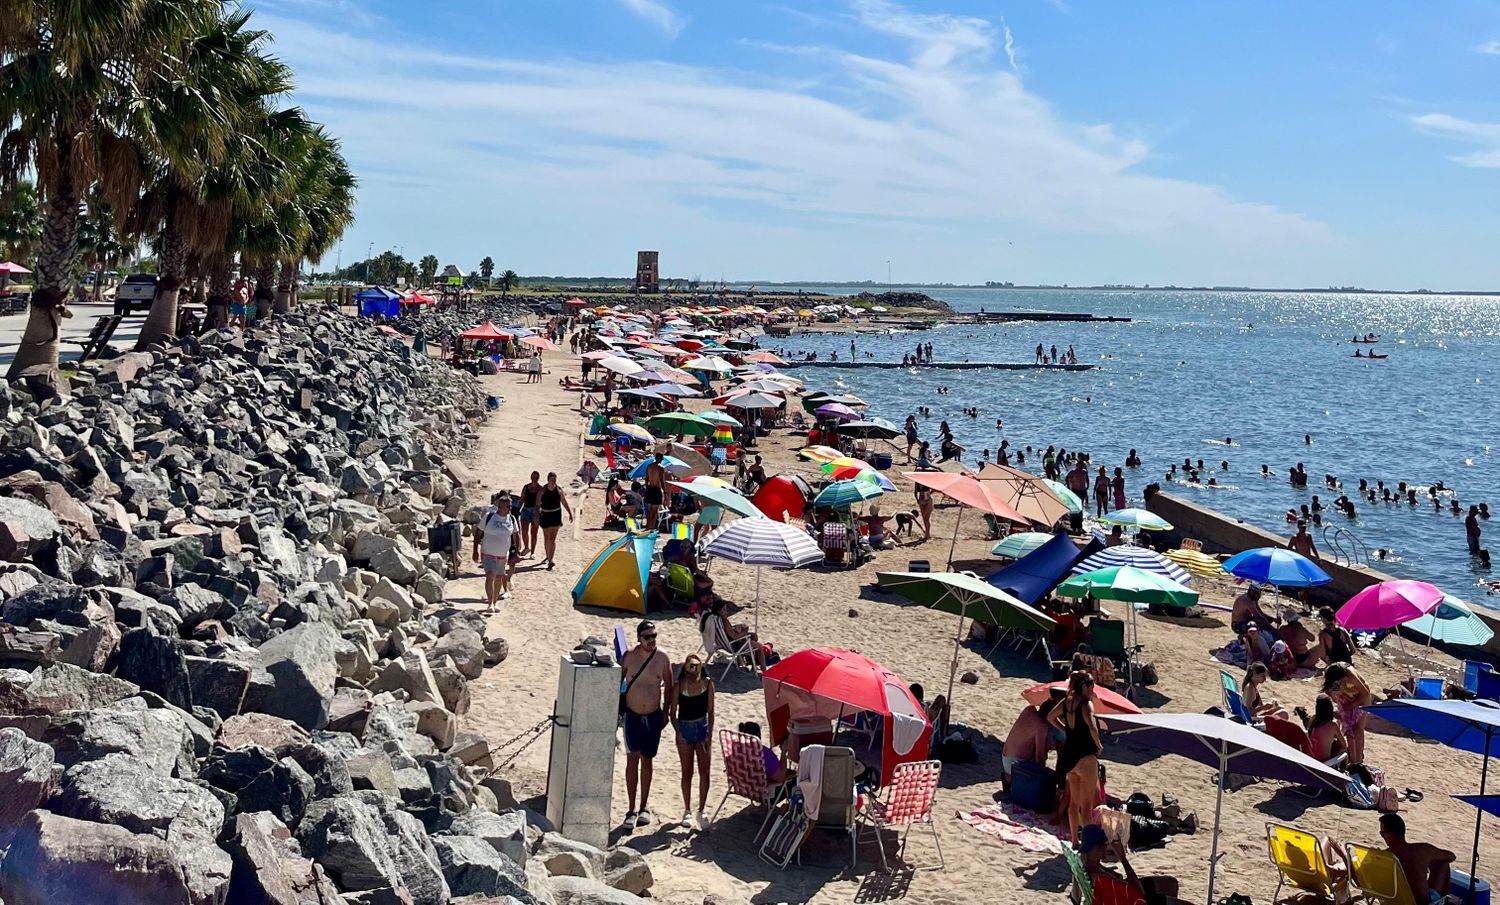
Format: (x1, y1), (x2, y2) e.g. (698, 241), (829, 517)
(113, 273), (158, 315)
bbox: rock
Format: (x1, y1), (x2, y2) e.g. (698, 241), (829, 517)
(184, 655), (251, 720)
(246, 622), (339, 730)
(369, 648), (441, 705)
(535, 834), (603, 878)
(432, 627), (485, 679)
(481, 776), (521, 812)
(117, 628), (194, 711)
(449, 731), (492, 770)
(298, 793), (450, 905)
(23, 661), (138, 711)
(483, 637), (509, 667)
(217, 712), (312, 757)
(960, 670), (979, 685)
(432, 664), (472, 716)
(0, 810), (208, 905)
(346, 750), (399, 798)
(601, 848), (652, 896)
(0, 727), (55, 848)
(223, 811), (344, 905)
(543, 852), (592, 879)
(43, 705), (197, 778)
(413, 570), (444, 605)
(848, 608), (859, 617)
(432, 834), (531, 898)
(0, 627), (58, 664)
(547, 876), (649, 905)
(0, 497), (62, 562)
(407, 700), (457, 749)
(202, 745), (316, 829)
(51, 606), (120, 673)
(366, 577), (415, 621)
(444, 810), (527, 865)
(327, 687), (373, 739)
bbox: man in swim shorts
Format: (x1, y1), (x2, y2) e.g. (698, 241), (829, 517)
(644, 453), (667, 529)
(620, 620), (672, 828)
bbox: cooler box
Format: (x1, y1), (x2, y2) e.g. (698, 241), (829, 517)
(871, 452), (893, 470)
(1451, 872), (1490, 905)
(1010, 761), (1057, 813)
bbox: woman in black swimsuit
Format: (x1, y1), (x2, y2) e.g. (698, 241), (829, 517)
(670, 653), (716, 829)
(1048, 669), (1103, 847)
(538, 472), (573, 570)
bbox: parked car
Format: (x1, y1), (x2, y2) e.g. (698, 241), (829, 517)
(113, 273), (158, 315)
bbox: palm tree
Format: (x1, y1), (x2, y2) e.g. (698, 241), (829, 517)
(419, 254), (438, 288)
(1, 0), (221, 379)
(0, 181), (40, 262)
(500, 269), (520, 297)
(479, 256), (494, 286)
(272, 130), (355, 314)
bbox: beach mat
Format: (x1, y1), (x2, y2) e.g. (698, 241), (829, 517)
(956, 803), (1064, 855)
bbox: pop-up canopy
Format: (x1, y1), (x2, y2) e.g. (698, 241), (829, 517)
(460, 321), (511, 341)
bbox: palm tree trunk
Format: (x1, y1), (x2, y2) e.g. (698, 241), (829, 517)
(137, 190), (187, 348)
(205, 257), (232, 330)
(253, 259), (275, 321)
(7, 140), (79, 381)
(273, 258), (295, 314)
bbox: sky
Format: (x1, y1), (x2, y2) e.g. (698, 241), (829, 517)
(250, 0), (1500, 288)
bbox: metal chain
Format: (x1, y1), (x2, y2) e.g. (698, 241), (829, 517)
(490, 714), (557, 772)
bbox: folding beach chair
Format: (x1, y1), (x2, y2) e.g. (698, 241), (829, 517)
(665, 563), (694, 605)
(1465, 660), (1493, 696)
(1344, 842), (1419, 905)
(857, 759), (944, 870)
(1219, 671), (1263, 728)
(712, 729), (786, 841)
(701, 614), (757, 682)
(1266, 822), (1345, 903)
(821, 522), (848, 566)
(762, 745), (860, 869)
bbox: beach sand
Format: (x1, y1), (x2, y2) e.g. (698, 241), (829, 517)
(449, 346), (1500, 905)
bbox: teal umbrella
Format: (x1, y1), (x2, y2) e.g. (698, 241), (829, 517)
(990, 532), (1056, 559)
(697, 411), (742, 428)
(1098, 508), (1173, 531)
(668, 480), (763, 519)
(1056, 565), (1199, 608)
(813, 479), (885, 510)
(1042, 479), (1083, 514)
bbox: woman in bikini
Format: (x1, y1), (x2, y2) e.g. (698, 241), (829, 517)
(1322, 662), (1372, 766)
(669, 653), (716, 829)
(537, 472), (573, 570)
(1048, 669), (1103, 847)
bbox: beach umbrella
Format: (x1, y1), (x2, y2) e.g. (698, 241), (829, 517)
(1070, 545), (1193, 585)
(1056, 565), (1199, 609)
(905, 472), (1028, 568)
(837, 418), (902, 440)
(1406, 595), (1494, 648)
(762, 649), (931, 786)
(737, 378), (793, 393)
(680, 474), (733, 489)
(744, 351), (787, 365)
(723, 392), (785, 410)
(848, 469), (897, 493)
(596, 355), (645, 377)
(1021, 681), (1142, 717)
(877, 570), (1055, 704)
(1107, 712), (1349, 905)
(814, 402), (860, 422)
(684, 355), (735, 374)
(644, 383), (701, 398)
(703, 517), (822, 641)
(645, 412), (716, 438)
(657, 442), (712, 476)
(697, 411), (742, 428)
(820, 456), (874, 474)
(1367, 699), (1500, 899)
(626, 455), (692, 479)
(813, 479), (885, 510)
(668, 480), (763, 519)
(798, 445), (844, 464)
(1336, 579), (1443, 631)
(581, 350), (616, 361)
(1043, 479), (1084, 514)
(0, 262), (32, 274)
(1098, 508), (1173, 531)
(820, 394), (868, 408)
(608, 422), (655, 444)
(1164, 548), (1226, 580)
(978, 463), (1075, 527)
(617, 387), (666, 402)
(991, 532), (1057, 559)
(1221, 547), (1331, 587)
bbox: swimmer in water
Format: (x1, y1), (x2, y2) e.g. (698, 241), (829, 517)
(1304, 434), (1312, 445)
(1261, 464), (1270, 477)
(1221, 460), (1229, 471)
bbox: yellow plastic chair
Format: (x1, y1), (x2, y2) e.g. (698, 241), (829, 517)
(1265, 822), (1343, 903)
(1344, 842), (1418, 905)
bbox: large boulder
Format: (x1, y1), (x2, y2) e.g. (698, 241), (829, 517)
(432, 833), (531, 899)
(19, 662), (139, 712)
(116, 628), (194, 711)
(297, 792), (450, 905)
(444, 810), (527, 865)
(0, 810), (207, 905)
(0, 497), (62, 562)
(0, 727), (55, 848)
(222, 811), (344, 905)
(201, 746), (315, 831)
(368, 648), (441, 705)
(244, 622), (339, 730)
(216, 713), (312, 757)
(601, 848), (652, 896)
(431, 627), (485, 679)
(547, 876), (650, 905)
(43, 705), (197, 778)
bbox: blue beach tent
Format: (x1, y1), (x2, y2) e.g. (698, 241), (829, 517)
(355, 286), (401, 318)
(986, 531), (1102, 606)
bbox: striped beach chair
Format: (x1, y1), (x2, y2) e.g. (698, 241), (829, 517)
(857, 759), (944, 870)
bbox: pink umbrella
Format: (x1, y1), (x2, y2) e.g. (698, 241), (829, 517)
(0, 263), (32, 275)
(520, 335), (560, 351)
(1337, 580), (1444, 630)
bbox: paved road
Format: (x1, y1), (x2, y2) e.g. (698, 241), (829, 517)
(0, 302), (145, 368)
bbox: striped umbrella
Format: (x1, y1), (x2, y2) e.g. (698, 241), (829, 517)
(1056, 565), (1200, 609)
(608, 422), (655, 444)
(1406, 595), (1494, 648)
(1164, 548), (1227, 579)
(798, 445), (844, 464)
(703, 517), (823, 641)
(1070, 544), (1192, 585)
(813, 479), (885, 510)
(990, 532), (1056, 559)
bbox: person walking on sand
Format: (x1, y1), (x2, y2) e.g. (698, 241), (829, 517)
(519, 471), (543, 558)
(1093, 466), (1111, 518)
(644, 453), (667, 529)
(915, 481), (935, 541)
(472, 492), (519, 612)
(537, 472), (572, 570)
(620, 620), (672, 829)
(669, 653), (716, 829)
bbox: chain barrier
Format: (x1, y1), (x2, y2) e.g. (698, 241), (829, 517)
(491, 714), (558, 772)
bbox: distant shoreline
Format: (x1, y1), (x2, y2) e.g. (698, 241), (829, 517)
(732, 282), (1500, 297)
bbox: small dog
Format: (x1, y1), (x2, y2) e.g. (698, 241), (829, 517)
(892, 510), (920, 537)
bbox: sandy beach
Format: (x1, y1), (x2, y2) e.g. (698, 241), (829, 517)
(449, 342), (1500, 905)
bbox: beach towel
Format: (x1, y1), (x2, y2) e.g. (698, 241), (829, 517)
(956, 803), (1064, 855)
(797, 745), (826, 822)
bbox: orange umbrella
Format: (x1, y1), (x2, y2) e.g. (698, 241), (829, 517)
(744, 351), (787, 365)
(1021, 681), (1142, 717)
(904, 471), (1027, 568)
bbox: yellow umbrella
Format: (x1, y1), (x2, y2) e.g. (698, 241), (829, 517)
(1164, 548), (1226, 579)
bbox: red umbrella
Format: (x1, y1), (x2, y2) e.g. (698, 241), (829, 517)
(563, 297), (589, 307)
(1020, 681), (1142, 717)
(904, 471), (1027, 568)
(763, 648), (931, 786)
(460, 321), (511, 340)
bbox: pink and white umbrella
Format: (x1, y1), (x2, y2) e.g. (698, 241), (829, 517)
(1337, 580), (1444, 631)
(0, 263), (32, 275)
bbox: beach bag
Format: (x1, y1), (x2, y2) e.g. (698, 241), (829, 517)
(1375, 786), (1400, 812)
(1345, 779), (1377, 810)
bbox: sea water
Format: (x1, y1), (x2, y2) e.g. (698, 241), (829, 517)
(761, 288), (1499, 605)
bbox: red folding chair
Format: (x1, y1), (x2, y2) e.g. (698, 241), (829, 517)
(711, 729), (785, 842)
(857, 759), (944, 870)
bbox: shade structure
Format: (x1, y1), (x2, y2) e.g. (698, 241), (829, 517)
(977, 463), (1075, 527)
(644, 382), (701, 398)
(657, 442), (712, 477)
(580, 350), (617, 361)
(644, 412), (716, 438)
(798, 445), (844, 464)
(991, 532), (1057, 559)
(762, 649), (931, 787)
(813, 479), (884, 510)
(607, 422), (655, 444)
(821, 456), (873, 474)
(627, 455), (692, 479)
(1366, 698), (1500, 897)
(684, 355), (735, 374)
(0, 262), (33, 274)
(1043, 479), (1084, 514)
(1021, 681), (1141, 717)
(697, 411), (742, 428)
(563, 297), (589, 308)
(1056, 565), (1200, 609)
(520, 335), (560, 351)
(1164, 548), (1227, 580)
(668, 481), (763, 519)
(596, 355), (645, 377)
(723, 392), (785, 410)
(1221, 547), (1331, 588)
(617, 387), (665, 402)
(814, 402), (860, 421)
(460, 320), (511, 340)
(1107, 711), (1349, 904)
(877, 569), (1055, 707)
(906, 471), (1029, 569)
(679, 474), (732, 489)
(751, 474), (812, 522)
(1405, 596), (1495, 647)
(738, 378), (795, 393)
(744, 351), (786, 365)
(572, 532), (657, 613)
(840, 468), (897, 493)
(837, 418), (902, 440)
(1098, 508), (1173, 531)
(1070, 545), (1193, 586)
(703, 517), (822, 642)
(1337, 579), (1443, 631)
(987, 533), (1102, 606)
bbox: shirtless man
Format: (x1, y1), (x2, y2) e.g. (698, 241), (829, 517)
(620, 621), (672, 828)
(1379, 814), (1456, 904)
(643, 453), (667, 529)
(1289, 520), (1318, 558)
(1231, 586), (1279, 662)
(1001, 688), (1063, 789)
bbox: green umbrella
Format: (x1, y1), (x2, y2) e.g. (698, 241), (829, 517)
(645, 412), (716, 438)
(1098, 507), (1173, 531)
(990, 531), (1056, 558)
(1042, 479), (1084, 514)
(878, 570), (1057, 704)
(1055, 565), (1199, 608)
(668, 480), (763, 519)
(813, 479), (884, 510)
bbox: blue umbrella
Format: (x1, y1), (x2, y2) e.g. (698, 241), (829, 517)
(627, 456), (691, 479)
(1070, 544), (1193, 585)
(1366, 699), (1500, 897)
(1221, 547), (1331, 587)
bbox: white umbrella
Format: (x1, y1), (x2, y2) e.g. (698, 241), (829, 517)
(723, 392), (785, 410)
(703, 517), (822, 643)
(596, 355), (645, 377)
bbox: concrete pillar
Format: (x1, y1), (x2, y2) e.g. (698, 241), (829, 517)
(546, 656), (621, 849)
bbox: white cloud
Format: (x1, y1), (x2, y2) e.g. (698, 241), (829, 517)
(254, 1), (1328, 281)
(618, 0), (685, 38)
(1478, 40), (1500, 55)
(1000, 17), (1018, 71)
(1412, 113), (1500, 168)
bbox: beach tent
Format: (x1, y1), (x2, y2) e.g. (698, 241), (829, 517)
(752, 474), (813, 522)
(355, 286), (401, 318)
(460, 321), (511, 341)
(572, 532), (658, 614)
(985, 532), (1102, 606)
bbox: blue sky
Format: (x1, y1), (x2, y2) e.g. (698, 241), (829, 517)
(251, 0), (1500, 288)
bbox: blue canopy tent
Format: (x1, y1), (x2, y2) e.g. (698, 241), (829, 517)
(986, 531), (1102, 606)
(355, 286), (401, 318)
